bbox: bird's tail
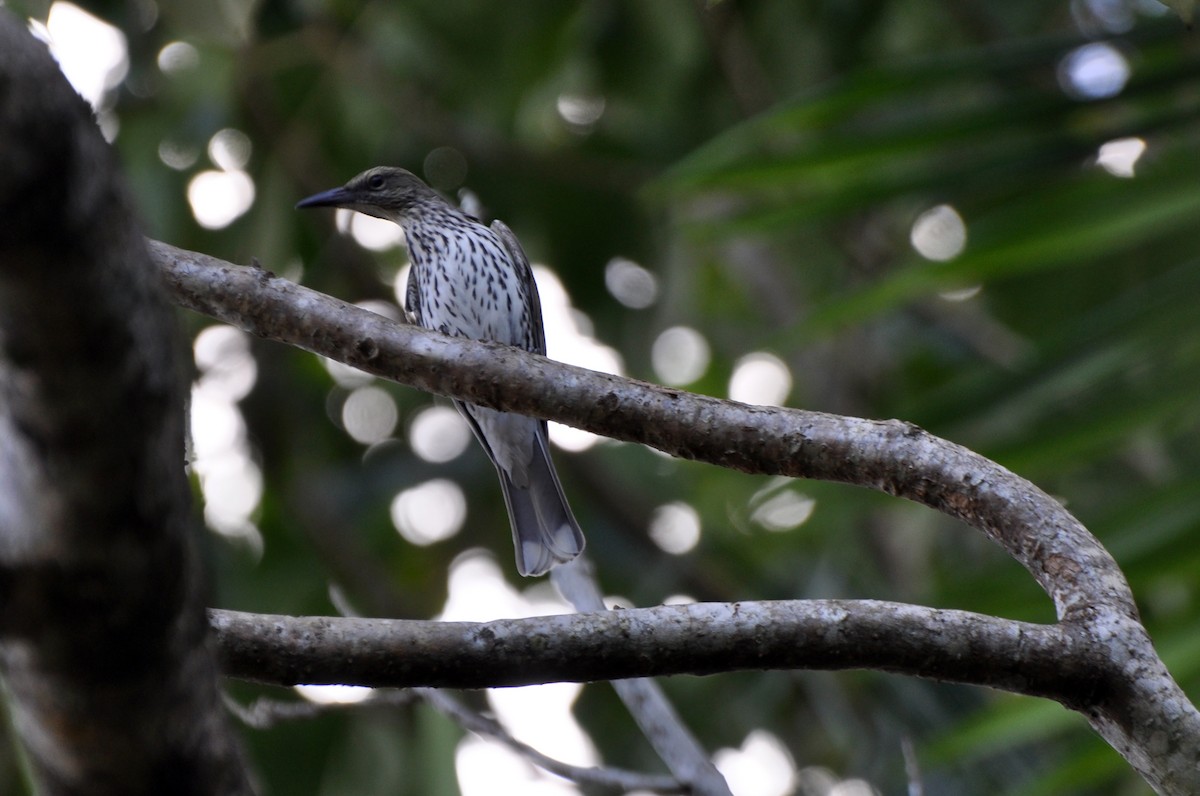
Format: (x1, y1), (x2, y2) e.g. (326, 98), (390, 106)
(497, 432), (585, 577)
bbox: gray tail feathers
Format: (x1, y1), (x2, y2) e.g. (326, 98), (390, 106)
(497, 433), (585, 576)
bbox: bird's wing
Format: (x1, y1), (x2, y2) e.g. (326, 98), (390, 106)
(404, 262), (421, 325)
(491, 219), (546, 357)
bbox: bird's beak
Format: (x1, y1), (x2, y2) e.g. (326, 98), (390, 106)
(295, 186), (353, 210)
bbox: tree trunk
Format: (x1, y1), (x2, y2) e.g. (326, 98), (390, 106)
(0, 14), (253, 795)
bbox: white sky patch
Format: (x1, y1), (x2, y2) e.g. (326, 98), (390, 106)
(294, 684), (373, 705)
(456, 737), (580, 796)
(1097, 136), (1147, 178)
(535, 265), (623, 452)
(438, 555), (599, 796)
(349, 211), (406, 251)
(194, 324), (257, 401)
(321, 355), (376, 389)
(355, 299), (403, 322)
(795, 766), (881, 796)
(729, 352), (792, 407)
(714, 730), (798, 796)
(393, 263), (414, 310)
(40, 3), (128, 110)
(188, 326), (263, 557)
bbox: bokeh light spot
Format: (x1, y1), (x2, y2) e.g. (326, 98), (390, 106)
(535, 266), (623, 452)
(294, 684), (373, 705)
(409, 405), (472, 463)
(1058, 42), (1130, 100)
(43, 3), (128, 110)
(1097, 136), (1146, 178)
(320, 355), (375, 388)
(605, 257), (659, 309)
(751, 490), (815, 532)
(423, 146), (469, 191)
(348, 211), (406, 251)
(187, 169), (255, 230)
(652, 326), (711, 386)
(729, 352), (792, 406)
(189, 325), (262, 556)
(649, 502), (701, 555)
(714, 730), (798, 796)
(158, 139), (198, 171)
(438, 556), (598, 796)
(194, 324), (257, 401)
(341, 385), (399, 445)
(938, 284), (983, 302)
(208, 128), (252, 171)
(157, 40), (199, 73)
(390, 479), (467, 546)
(556, 93), (606, 134)
(910, 204), (967, 262)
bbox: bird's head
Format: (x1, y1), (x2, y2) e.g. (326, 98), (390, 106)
(296, 167), (442, 222)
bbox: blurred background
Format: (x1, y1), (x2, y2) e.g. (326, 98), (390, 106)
(5, 1), (1200, 794)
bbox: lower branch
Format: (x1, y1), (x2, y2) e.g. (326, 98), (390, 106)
(211, 601), (1078, 698)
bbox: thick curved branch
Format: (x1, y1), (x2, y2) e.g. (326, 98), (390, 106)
(151, 240), (1126, 621)
(0, 17), (252, 795)
(156, 243), (1200, 794)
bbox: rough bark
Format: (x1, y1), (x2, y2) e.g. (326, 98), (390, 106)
(211, 602), (1079, 693)
(0, 16), (253, 795)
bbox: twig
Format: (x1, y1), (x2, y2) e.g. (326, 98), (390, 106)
(225, 689), (685, 793)
(553, 559), (732, 796)
(418, 687), (686, 794)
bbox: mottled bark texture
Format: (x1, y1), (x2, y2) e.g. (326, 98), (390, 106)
(155, 241), (1200, 794)
(0, 16), (253, 796)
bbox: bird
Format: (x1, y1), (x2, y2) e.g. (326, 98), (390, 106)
(297, 167), (585, 576)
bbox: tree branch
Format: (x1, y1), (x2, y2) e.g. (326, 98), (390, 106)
(149, 240), (1126, 623)
(0, 16), (252, 795)
(154, 242), (1200, 794)
(210, 602), (1077, 695)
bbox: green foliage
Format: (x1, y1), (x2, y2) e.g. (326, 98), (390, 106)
(8, 1), (1200, 794)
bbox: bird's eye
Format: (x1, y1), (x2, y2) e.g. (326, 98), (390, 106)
(367, 174), (386, 190)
